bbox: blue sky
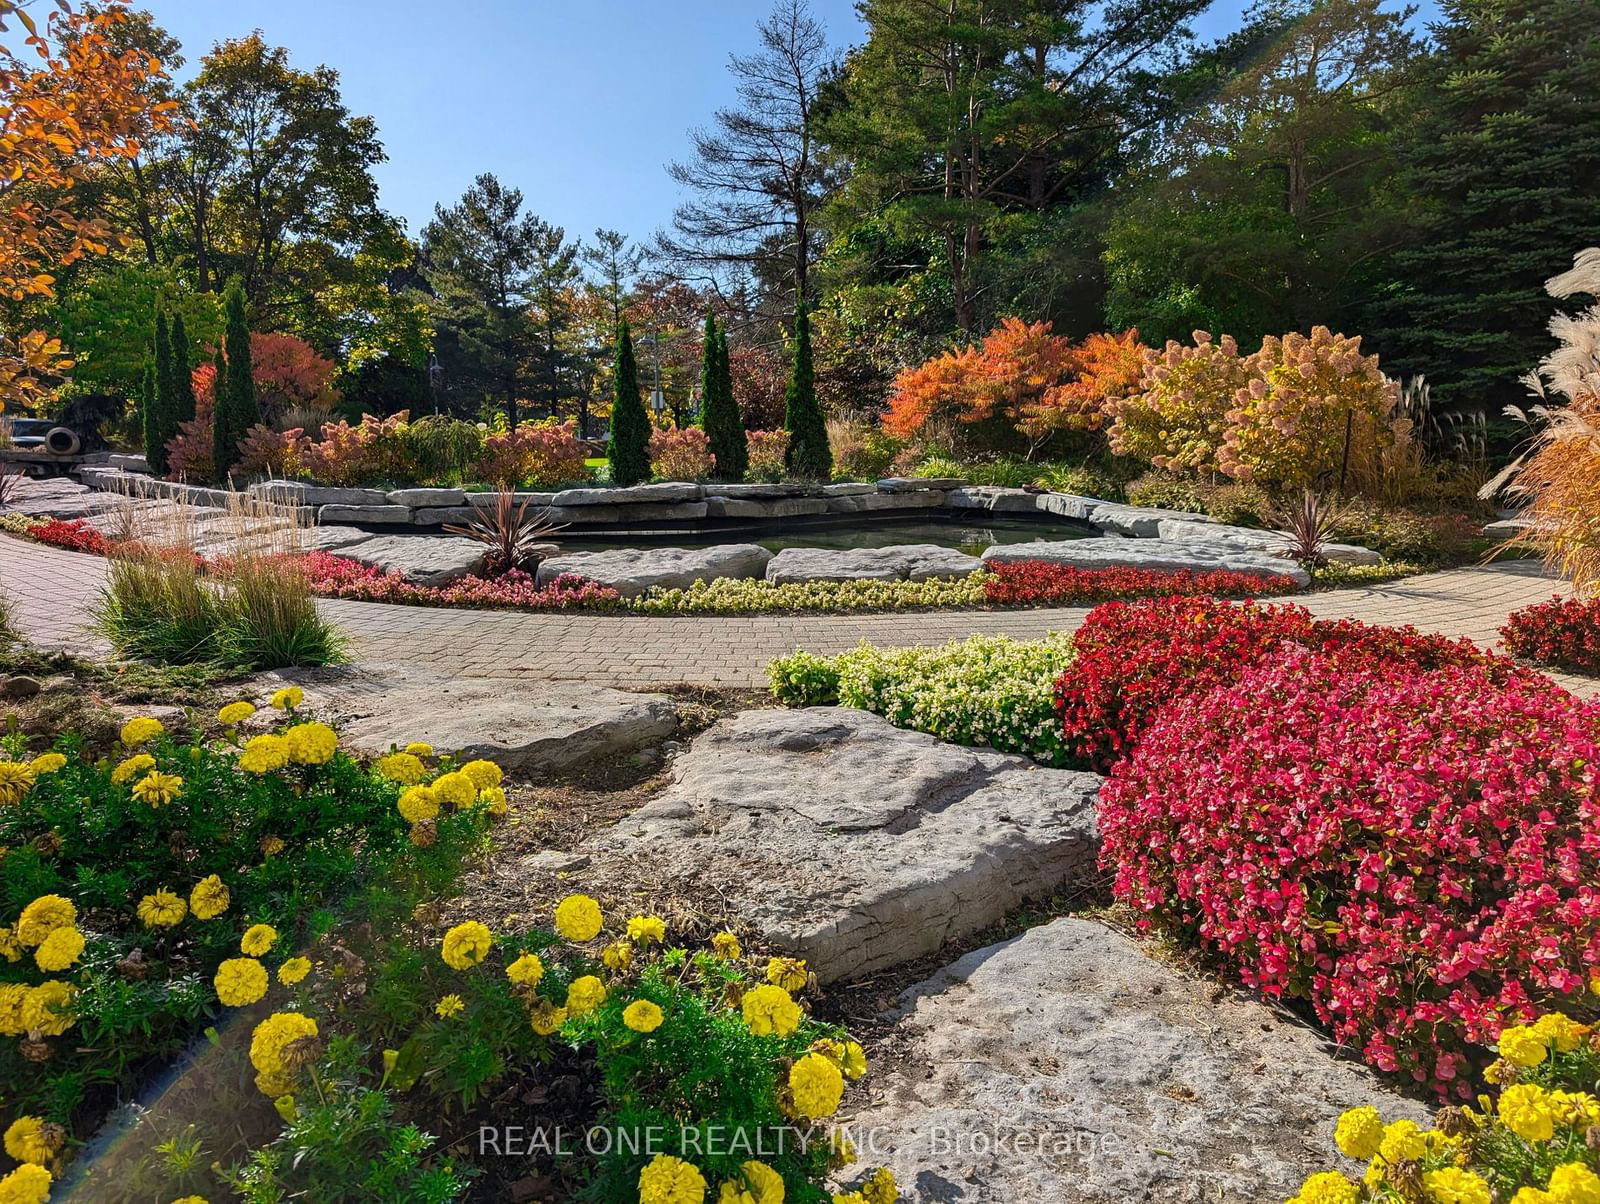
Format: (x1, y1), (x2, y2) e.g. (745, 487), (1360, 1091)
(146, 0), (1437, 254)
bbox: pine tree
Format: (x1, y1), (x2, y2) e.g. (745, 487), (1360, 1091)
(783, 299), (831, 479)
(1378, 0), (1600, 421)
(608, 319), (651, 486)
(139, 362), (160, 474)
(699, 314), (747, 481)
(148, 309), (174, 475)
(170, 311), (196, 424)
(213, 279), (258, 477)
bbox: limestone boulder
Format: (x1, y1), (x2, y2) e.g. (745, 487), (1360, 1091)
(765, 544), (983, 584)
(846, 916), (1426, 1203)
(551, 482), (702, 506)
(534, 544), (773, 597)
(335, 534), (487, 585)
(1156, 518), (1382, 566)
(981, 537), (1310, 585)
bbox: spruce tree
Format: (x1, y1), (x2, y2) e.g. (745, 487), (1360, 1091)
(1378, 0), (1600, 421)
(170, 311), (197, 424)
(213, 279), (258, 477)
(699, 315), (747, 482)
(782, 299), (830, 480)
(608, 319), (651, 486)
(149, 309), (175, 475)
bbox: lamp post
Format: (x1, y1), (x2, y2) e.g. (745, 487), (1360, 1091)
(427, 355), (443, 416)
(639, 326), (666, 423)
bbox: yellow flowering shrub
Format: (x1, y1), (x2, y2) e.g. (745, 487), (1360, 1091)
(1107, 330), (1248, 474)
(1292, 1009), (1600, 1203)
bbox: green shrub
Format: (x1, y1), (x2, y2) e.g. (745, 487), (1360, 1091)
(631, 573), (986, 615)
(1124, 470), (1208, 514)
(1202, 482), (1273, 527)
(92, 552), (225, 664)
(770, 633), (1078, 765)
(1331, 501), (1482, 565)
(1028, 460), (1131, 501)
(220, 552), (347, 669)
(403, 416), (485, 485)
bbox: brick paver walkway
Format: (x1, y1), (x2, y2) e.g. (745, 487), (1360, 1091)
(3, 533), (1592, 694)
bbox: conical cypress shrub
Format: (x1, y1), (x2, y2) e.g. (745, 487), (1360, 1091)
(783, 299), (830, 480)
(608, 319), (651, 486)
(170, 311), (196, 424)
(699, 315), (747, 482)
(148, 309), (174, 475)
(714, 327), (746, 480)
(139, 362), (161, 475)
(213, 279), (258, 478)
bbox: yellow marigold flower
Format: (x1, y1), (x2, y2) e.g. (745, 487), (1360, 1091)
(530, 1000), (567, 1035)
(260, 834), (285, 857)
(506, 953), (545, 986)
(788, 1052), (844, 1120)
(1499, 1024), (1549, 1068)
(1509, 1189), (1550, 1204)
(435, 994), (466, 1019)
(0, 1164), (52, 1204)
(1531, 1012), (1588, 1054)
(1286, 1172), (1359, 1204)
(478, 785), (508, 815)
(396, 785), (439, 824)
(0, 927), (19, 963)
(602, 940), (633, 972)
(16, 895), (75, 947)
(241, 924), (278, 956)
(638, 1154), (707, 1204)
(249, 1012), (318, 1096)
(270, 686), (303, 711)
(0, 983), (28, 1035)
(711, 931), (741, 960)
(277, 957), (312, 986)
(627, 915), (667, 945)
(1421, 1167), (1491, 1204)
(189, 875), (230, 920)
(841, 1040), (868, 1081)
(138, 889), (186, 928)
(1549, 1090), (1600, 1129)
(120, 717), (165, 745)
(132, 770), (183, 807)
(376, 752), (426, 784)
(831, 1194), (867, 1204)
(21, 980), (77, 1036)
(239, 734), (290, 774)
(566, 974), (606, 1015)
(554, 894), (603, 942)
(215, 958), (269, 1007)
(33, 926), (84, 972)
(217, 701), (256, 725)
(28, 752), (66, 775)
(0, 760), (36, 805)
(404, 742), (433, 757)
(1499, 1083), (1557, 1142)
(1377, 1119), (1426, 1163)
(110, 753), (154, 785)
(441, 921), (493, 970)
(283, 722), (337, 765)
(460, 759), (502, 790)
(1333, 1106), (1384, 1160)
(1548, 1163), (1600, 1204)
(741, 985), (801, 1038)
(431, 770), (476, 808)
(717, 1159), (782, 1204)
(862, 1168), (895, 1204)
(3, 1116), (51, 1165)
(623, 999), (664, 1033)
(766, 957), (807, 992)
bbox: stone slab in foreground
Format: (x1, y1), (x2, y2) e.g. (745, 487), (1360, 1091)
(982, 536), (1312, 585)
(255, 664), (679, 773)
(765, 544), (984, 584)
(848, 916), (1426, 1203)
(335, 533), (487, 586)
(534, 544), (772, 597)
(560, 707), (1101, 982)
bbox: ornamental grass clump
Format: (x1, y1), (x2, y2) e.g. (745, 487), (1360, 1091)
(1289, 1007), (1600, 1204)
(1098, 646), (1600, 1098)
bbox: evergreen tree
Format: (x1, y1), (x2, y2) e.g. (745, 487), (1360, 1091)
(170, 311), (197, 423)
(698, 314), (748, 481)
(139, 362), (160, 474)
(1378, 0), (1600, 420)
(213, 279), (259, 477)
(608, 319), (651, 486)
(782, 299), (830, 479)
(149, 309), (174, 475)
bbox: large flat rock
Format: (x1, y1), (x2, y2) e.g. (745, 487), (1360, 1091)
(562, 708), (1101, 982)
(535, 544), (772, 597)
(335, 533), (487, 585)
(847, 916), (1427, 1203)
(982, 537), (1311, 585)
(255, 665), (679, 773)
(765, 544), (983, 584)
(551, 482), (702, 506)
(1155, 518), (1381, 566)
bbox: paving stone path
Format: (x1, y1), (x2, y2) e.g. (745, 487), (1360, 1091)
(3, 534), (1593, 695)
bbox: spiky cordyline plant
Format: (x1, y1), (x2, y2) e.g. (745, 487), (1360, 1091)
(443, 485), (566, 576)
(1273, 487), (1345, 569)
(1485, 247), (1600, 597)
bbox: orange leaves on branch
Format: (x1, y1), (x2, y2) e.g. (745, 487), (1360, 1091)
(1021, 328), (1146, 439)
(1, 0), (174, 411)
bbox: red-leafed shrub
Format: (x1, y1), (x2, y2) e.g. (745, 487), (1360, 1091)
(303, 553), (622, 612)
(165, 416), (214, 481)
(1502, 595), (1600, 676)
(1098, 646), (1600, 1097)
(470, 420), (589, 488)
(1054, 596), (1516, 770)
(982, 561), (1300, 607)
(298, 411), (410, 486)
(29, 517), (110, 555)
(648, 426), (714, 481)
(236, 423), (307, 478)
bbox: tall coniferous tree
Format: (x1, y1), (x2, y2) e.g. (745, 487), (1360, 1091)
(170, 311), (197, 424)
(149, 309), (174, 474)
(140, 362), (160, 474)
(213, 279), (259, 477)
(699, 315), (747, 480)
(608, 319), (650, 486)
(783, 299), (830, 479)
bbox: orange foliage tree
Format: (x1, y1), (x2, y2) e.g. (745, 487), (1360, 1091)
(0, 0), (173, 411)
(883, 318), (1146, 455)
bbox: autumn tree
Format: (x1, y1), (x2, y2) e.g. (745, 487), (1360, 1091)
(581, 228), (643, 326)
(0, 0), (173, 411)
